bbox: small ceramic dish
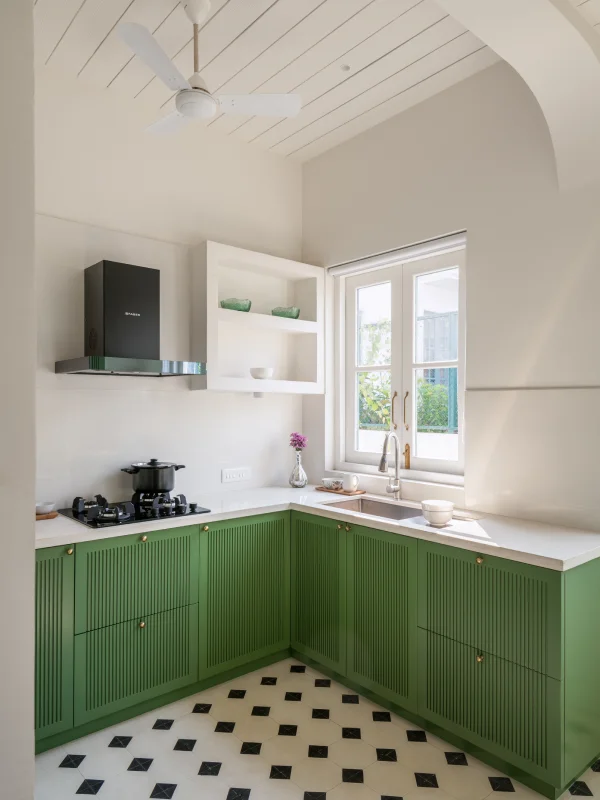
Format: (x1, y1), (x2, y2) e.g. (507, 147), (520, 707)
(250, 367), (274, 379)
(36, 502), (56, 515)
(422, 499), (454, 527)
(272, 306), (300, 319)
(220, 298), (251, 312)
(322, 477), (343, 490)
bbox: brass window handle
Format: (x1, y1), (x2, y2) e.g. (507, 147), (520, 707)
(391, 391), (398, 430)
(403, 391), (409, 431)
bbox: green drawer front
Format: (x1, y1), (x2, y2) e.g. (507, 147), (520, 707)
(291, 512), (346, 674)
(418, 541), (562, 678)
(418, 630), (562, 785)
(200, 513), (290, 677)
(75, 526), (199, 633)
(35, 546), (74, 739)
(347, 526), (418, 711)
(74, 604), (198, 726)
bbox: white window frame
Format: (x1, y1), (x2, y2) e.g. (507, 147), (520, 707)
(333, 235), (466, 479)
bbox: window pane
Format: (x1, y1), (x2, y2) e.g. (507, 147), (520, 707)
(415, 367), (458, 461)
(415, 268), (459, 363)
(357, 282), (391, 366)
(357, 370), (390, 452)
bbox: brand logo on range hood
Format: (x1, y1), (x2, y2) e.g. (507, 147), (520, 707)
(124, 312), (141, 317)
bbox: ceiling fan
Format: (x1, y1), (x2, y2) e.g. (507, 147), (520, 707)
(119, 0), (302, 134)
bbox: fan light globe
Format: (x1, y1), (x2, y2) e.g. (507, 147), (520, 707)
(175, 89), (218, 119)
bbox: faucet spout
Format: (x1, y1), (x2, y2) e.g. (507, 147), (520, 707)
(379, 431), (402, 499)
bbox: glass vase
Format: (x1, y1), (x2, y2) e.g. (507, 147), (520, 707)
(289, 450), (308, 488)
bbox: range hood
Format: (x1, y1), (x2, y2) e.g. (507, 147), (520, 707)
(55, 260), (207, 378)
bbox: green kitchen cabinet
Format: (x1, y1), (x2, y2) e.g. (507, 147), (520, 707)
(74, 605), (198, 726)
(199, 513), (290, 678)
(346, 524), (418, 711)
(74, 525), (199, 633)
(291, 511), (347, 674)
(35, 545), (75, 741)
(417, 540), (563, 679)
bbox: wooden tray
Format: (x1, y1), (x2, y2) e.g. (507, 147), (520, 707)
(316, 486), (366, 496)
(36, 511), (58, 521)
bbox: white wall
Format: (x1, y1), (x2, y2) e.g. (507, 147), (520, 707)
(302, 61), (600, 531)
(0, 1), (35, 797)
(35, 72), (303, 505)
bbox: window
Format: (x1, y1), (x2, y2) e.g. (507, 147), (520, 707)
(338, 246), (465, 476)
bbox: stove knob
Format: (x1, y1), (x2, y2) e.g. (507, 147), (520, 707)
(190, 503), (197, 512)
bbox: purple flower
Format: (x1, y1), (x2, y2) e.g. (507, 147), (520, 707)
(290, 432), (307, 450)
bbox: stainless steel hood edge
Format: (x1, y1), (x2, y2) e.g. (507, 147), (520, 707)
(55, 356), (207, 377)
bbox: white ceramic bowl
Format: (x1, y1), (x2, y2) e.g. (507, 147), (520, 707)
(322, 477), (343, 490)
(422, 499), (454, 528)
(36, 502), (56, 515)
(250, 367), (274, 380)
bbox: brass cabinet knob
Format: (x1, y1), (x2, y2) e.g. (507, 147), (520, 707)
(337, 524), (343, 530)
(141, 535), (148, 543)
(476, 654), (484, 663)
(66, 548), (74, 556)
(476, 556), (484, 565)
(203, 525), (209, 532)
(345, 525), (351, 532)
(139, 621), (146, 629)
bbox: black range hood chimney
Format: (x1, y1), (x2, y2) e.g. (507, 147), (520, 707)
(55, 261), (206, 377)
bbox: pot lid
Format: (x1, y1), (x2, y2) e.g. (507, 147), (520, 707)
(130, 458), (180, 469)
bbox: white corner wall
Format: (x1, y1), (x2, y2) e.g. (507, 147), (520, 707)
(35, 71), (304, 503)
(302, 61), (600, 531)
(0, 0), (35, 796)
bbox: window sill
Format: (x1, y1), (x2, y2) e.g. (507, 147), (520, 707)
(327, 466), (464, 506)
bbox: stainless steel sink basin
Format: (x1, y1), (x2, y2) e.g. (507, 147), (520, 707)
(326, 497), (421, 521)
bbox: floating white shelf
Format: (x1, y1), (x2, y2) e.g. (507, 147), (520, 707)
(191, 241), (324, 395)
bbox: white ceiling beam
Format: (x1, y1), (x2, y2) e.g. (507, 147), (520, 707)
(435, 0), (600, 191)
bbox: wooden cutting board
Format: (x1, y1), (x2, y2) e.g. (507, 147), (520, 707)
(36, 511), (58, 520)
(316, 486), (366, 497)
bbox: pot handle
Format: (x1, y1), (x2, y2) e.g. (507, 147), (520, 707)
(121, 467), (139, 474)
(174, 464), (186, 471)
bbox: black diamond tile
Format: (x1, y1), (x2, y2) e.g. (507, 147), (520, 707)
(241, 742), (262, 755)
(199, 761), (222, 776)
(109, 735), (132, 748)
(312, 708), (330, 719)
(315, 679), (331, 687)
(415, 773), (438, 788)
(150, 784), (177, 799)
(445, 751), (468, 766)
(291, 664), (307, 673)
(261, 677), (277, 685)
(308, 745), (329, 759)
(279, 724), (298, 736)
(304, 794), (327, 800)
(372, 711), (392, 722)
(229, 689), (247, 699)
(174, 738), (196, 752)
(227, 791), (251, 800)
(60, 754), (86, 768)
(76, 779), (104, 795)
(406, 730), (427, 742)
(488, 777), (515, 792)
(593, 760), (600, 772)
(270, 765), (292, 780)
(128, 757), (153, 772)
(376, 748), (397, 762)
(342, 768), (364, 783)
(570, 782), (593, 796)
(152, 719), (174, 730)
(252, 705), (270, 716)
(342, 694), (359, 704)
(342, 727), (361, 739)
(285, 691), (302, 701)
(215, 721), (235, 733)
(193, 702), (211, 714)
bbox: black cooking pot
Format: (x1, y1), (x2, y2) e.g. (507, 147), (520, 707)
(121, 458), (185, 493)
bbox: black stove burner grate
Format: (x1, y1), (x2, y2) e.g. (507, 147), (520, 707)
(59, 491), (210, 528)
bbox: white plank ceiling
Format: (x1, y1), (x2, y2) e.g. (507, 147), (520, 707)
(34, 0), (504, 161)
(569, 0), (600, 28)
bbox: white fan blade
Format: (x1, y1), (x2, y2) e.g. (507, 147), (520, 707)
(146, 112), (191, 135)
(119, 23), (190, 92)
(218, 94), (302, 118)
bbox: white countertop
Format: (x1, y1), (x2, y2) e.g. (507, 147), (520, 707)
(35, 486), (600, 571)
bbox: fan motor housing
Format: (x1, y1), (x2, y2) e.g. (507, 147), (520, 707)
(176, 89), (218, 119)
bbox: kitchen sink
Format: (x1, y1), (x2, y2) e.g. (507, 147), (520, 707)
(326, 497), (421, 521)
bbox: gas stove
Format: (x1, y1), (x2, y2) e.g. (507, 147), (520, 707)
(59, 492), (210, 528)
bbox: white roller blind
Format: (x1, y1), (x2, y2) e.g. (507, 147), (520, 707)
(328, 231), (466, 277)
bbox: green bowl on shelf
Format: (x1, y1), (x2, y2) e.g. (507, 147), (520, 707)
(272, 306), (300, 319)
(220, 298), (251, 312)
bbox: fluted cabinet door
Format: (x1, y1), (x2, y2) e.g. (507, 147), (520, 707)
(200, 513), (290, 678)
(35, 546), (75, 741)
(291, 512), (346, 674)
(418, 630), (562, 786)
(347, 526), (418, 710)
(74, 605), (198, 726)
